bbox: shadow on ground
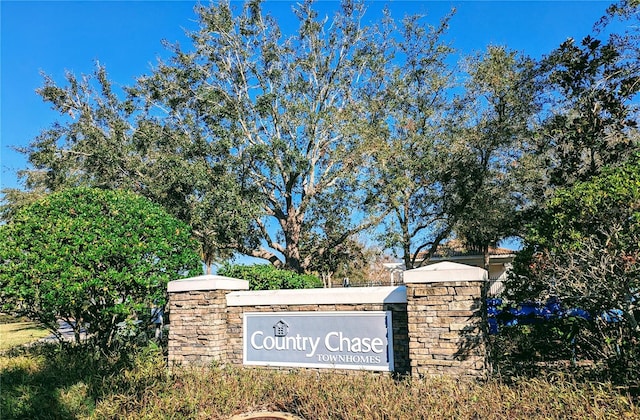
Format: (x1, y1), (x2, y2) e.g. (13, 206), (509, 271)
(0, 342), (149, 420)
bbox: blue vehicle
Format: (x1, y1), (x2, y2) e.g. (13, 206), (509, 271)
(486, 297), (591, 334)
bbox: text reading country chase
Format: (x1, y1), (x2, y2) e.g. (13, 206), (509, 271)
(243, 311), (394, 371)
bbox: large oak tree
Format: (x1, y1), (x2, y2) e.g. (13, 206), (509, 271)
(131, 0), (387, 272)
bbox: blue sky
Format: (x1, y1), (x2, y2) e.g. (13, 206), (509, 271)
(0, 0), (624, 193)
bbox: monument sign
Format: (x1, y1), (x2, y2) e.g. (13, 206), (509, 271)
(243, 311), (394, 371)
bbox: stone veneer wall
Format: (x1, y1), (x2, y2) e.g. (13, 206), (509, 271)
(405, 281), (486, 378)
(167, 289), (228, 366)
(167, 276), (249, 366)
(225, 302), (410, 374)
(166, 262), (488, 378)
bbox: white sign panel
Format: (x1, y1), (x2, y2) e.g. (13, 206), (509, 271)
(243, 311), (394, 371)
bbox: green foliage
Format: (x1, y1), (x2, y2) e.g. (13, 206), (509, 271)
(532, 15), (640, 197)
(8, 1), (512, 274)
(0, 187), (201, 349)
(370, 40), (539, 268)
(499, 5), (640, 383)
(531, 154), (640, 249)
(366, 9), (457, 269)
(217, 263), (321, 290)
(302, 235), (375, 287)
(0, 62), (262, 274)
(131, 0), (388, 273)
(510, 153), (640, 306)
(506, 154), (640, 382)
(453, 46), (538, 262)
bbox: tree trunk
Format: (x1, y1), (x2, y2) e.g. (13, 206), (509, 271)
(401, 211), (413, 269)
(283, 211), (304, 273)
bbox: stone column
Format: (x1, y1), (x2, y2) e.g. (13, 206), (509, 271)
(167, 275), (248, 366)
(404, 262), (488, 378)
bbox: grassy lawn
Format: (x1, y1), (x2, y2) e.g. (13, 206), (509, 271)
(0, 321), (50, 351)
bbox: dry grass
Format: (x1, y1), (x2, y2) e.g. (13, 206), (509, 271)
(93, 363), (639, 420)
(0, 322), (50, 351)
(1, 343), (638, 420)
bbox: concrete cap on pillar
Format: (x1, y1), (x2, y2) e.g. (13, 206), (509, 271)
(403, 261), (488, 283)
(167, 274), (249, 292)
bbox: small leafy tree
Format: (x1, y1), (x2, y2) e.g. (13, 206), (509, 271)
(506, 154), (640, 381)
(217, 263), (321, 290)
(0, 187), (201, 349)
(453, 46), (539, 270)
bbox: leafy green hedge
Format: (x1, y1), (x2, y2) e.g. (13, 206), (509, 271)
(0, 187), (201, 350)
(217, 264), (322, 290)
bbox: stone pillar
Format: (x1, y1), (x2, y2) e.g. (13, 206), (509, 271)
(404, 262), (488, 378)
(167, 275), (248, 366)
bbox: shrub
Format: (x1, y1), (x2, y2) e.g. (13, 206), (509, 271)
(217, 263), (322, 290)
(505, 155), (640, 383)
(0, 187), (202, 350)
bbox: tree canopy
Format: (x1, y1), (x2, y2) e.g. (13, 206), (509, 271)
(2, 0), (638, 281)
(496, 1), (640, 381)
(4, 0), (481, 273)
(0, 187), (201, 348)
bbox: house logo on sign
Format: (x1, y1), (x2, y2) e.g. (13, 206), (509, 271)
(273, 320), (289, 337)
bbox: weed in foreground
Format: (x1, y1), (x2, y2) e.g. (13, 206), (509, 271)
(92, 364), (639, 420)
